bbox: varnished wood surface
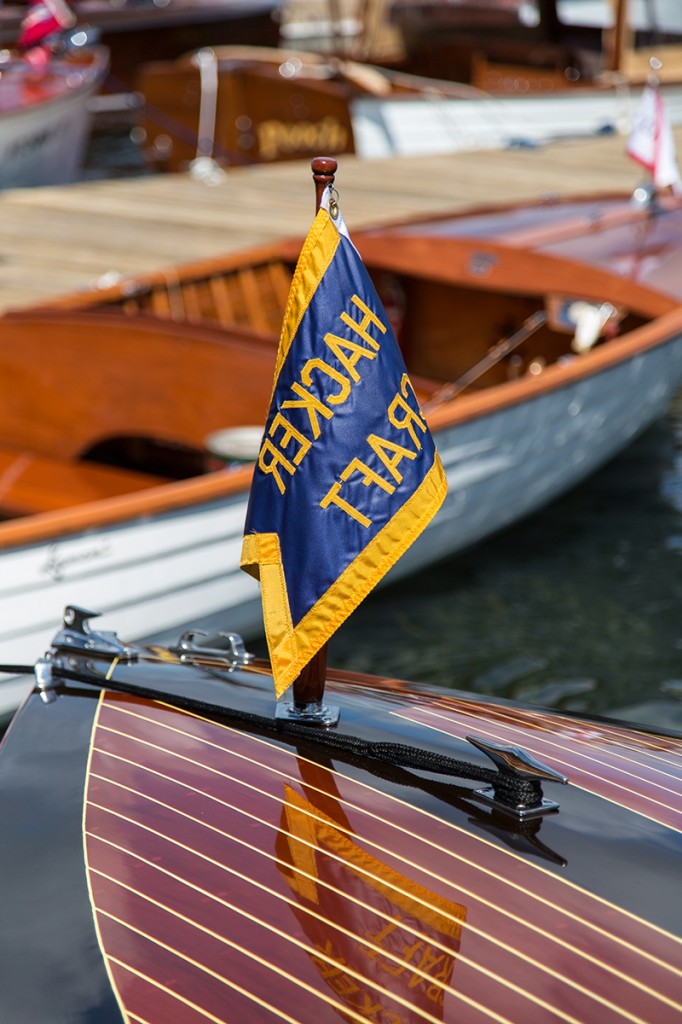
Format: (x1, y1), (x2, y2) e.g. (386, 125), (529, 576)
(0, 312), (275, 458)
(81, 681), (682, 1023)
(1, 129), (680, 314)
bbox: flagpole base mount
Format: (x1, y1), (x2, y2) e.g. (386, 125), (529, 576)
(276, 699), (340, 728)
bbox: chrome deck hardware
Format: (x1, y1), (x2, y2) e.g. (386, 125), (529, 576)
(51, 606), (137, 660)
(34, 653), (58, 703)
(169, 629), (255, 670)
(468, 734), (568, 819)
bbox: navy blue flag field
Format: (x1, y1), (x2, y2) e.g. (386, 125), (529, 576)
(241, 192), (447, 697)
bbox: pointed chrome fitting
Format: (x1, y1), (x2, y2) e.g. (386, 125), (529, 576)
(467, 734), (568, 820)
(51, 605), (136, 660)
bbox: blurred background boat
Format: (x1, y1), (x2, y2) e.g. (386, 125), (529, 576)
(129, 0), (682, 170)
(0, 43), (108, 187)
(0, 0), (110, 189)
(0, 0), (287, 184)
(0, 0), (284, 91)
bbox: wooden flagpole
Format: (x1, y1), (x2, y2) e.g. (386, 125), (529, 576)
(289, 157), (338, 718)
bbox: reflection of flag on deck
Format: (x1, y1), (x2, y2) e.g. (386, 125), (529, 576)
(18, 0), (75, 51)
(241, 191), (447, 697)
(277, 783), (466, 1022)
(626, 83), (681, 191)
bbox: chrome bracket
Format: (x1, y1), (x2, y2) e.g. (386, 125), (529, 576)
(50, 606), (137, 660)
(169, 629), (255, 670)
(275, 698), (340, 728)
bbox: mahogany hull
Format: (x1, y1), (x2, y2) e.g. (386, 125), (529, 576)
(130, 40), (682, 171)
(0, 625), (680, 1023)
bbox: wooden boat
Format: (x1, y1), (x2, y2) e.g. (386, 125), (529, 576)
(386, 0), (682, 86)
(130, 0), (682, 169)
(0, 602), (680, 1021)
(0, 178), (679, 704)
(0, 43), (109, 188)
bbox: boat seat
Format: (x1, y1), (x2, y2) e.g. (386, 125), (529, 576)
(0, 447), (166, 518)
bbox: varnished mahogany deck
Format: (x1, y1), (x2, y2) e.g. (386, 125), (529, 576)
(83, 687), (682, 1023)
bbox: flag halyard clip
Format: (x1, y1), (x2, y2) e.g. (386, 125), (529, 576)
(328, 187), (340, 221)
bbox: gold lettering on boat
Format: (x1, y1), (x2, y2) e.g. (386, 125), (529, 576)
(257, 117), (350, 161)
(268, 412), (312, 466)
(320, 457), (396, 528)
(323, 331), (377, 381)
(300, 358), (351, 404)
(281, 382), (333, 440)
(341, 295), (386, 348)
(258, 437), (296, 495)
(388, 375), (427, 451)
(367, 433), (417, 484)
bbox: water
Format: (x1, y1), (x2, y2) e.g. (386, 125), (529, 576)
(83, 127), (682, 733)
(321, 391), (682, 732)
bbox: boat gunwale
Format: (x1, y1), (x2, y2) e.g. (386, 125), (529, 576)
(30, 237), (298, 312)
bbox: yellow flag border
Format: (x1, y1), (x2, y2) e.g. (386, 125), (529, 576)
(242, 455), (447, 697)
(241, 200), (448, 697)
(271, 206), (340, 393)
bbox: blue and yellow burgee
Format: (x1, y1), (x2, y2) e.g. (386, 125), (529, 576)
(240, 191), (447, 697)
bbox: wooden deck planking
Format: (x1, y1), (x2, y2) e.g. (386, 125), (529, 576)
(0, 129), (679, 313)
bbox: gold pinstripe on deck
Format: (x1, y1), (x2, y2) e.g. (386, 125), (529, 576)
(82, 691), (130, 1024)
(86, 758), (676, 1023)
(395, 706), (682, 830)
(83, 698), (681, 1022)
(108, 952), (302, 1024)
(96, 699), (682, 967)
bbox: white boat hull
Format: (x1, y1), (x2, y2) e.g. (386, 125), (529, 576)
(352, 83), (682, 157)
(397, 330), (682, 578)
(0, 49), (108, 188)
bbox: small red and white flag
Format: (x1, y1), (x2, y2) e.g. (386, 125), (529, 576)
(626, 83), (681, 191)
(18, 0), (75, 52)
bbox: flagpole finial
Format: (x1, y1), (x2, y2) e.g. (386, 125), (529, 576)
(311, 157), (338, 213)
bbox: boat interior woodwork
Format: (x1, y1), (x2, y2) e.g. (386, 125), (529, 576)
(37, 240), (656, 383)
(0, 313), (275, 519)
(375, 0), (682, 89)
